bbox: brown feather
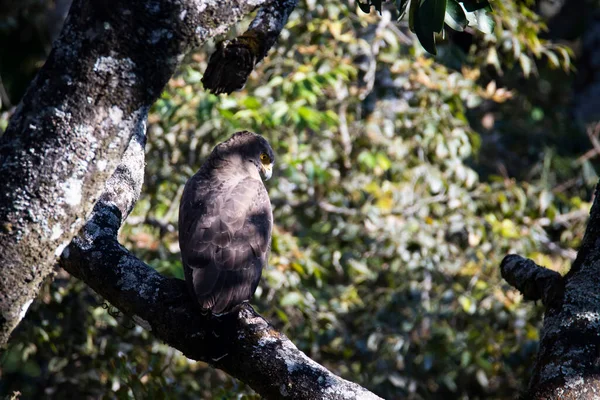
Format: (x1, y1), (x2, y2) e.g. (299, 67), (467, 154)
(179, 132), (273, 314)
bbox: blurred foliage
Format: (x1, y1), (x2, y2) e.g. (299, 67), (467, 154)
(1, 0), (597, 399)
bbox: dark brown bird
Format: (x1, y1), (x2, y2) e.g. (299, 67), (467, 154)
(179, 131), (274, 315)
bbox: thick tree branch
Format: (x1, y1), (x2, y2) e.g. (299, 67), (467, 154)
(500, 254), (564, 307)
(62, 247), (382, 399)
(0, 0), (269, 346)
(202, 0), (298, 94)
(60, 129), (381, 400)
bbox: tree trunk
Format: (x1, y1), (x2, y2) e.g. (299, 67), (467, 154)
(0, 0), (266, 347)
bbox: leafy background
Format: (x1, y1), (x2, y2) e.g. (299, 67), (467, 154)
(0, 0), (596, 399)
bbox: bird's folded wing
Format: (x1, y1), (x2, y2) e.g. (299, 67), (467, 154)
(180, 177), (272, 312)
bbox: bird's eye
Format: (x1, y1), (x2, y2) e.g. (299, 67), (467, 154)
(260, 153), (271, 164)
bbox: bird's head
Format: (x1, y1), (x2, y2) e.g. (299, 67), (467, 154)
(215, 131), (275, 181)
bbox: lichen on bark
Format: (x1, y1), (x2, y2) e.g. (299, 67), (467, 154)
(0, 0), (268, 347)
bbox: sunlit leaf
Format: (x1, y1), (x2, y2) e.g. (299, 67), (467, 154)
(458, 295), (476, 314)
(445, 0), (468, 32)
(464, 5), (495, 34)
(280, 292), (304, 307)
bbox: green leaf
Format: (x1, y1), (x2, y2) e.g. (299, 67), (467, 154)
(242, 96), (261, 110)
(348, 259), (372, 276)
(474, 7), (495, 34)
(376, 153), (392, 171)
(556, 46), (572, 70)
(420, 0), (447, 34)
(465, 5), (495, 34)
(519, 54), (533, 77)
(281, 292), (303, 307)
(48, 357), (69, 373)
(275, 309), (289, 324)
(414, 4), (437, 54)
(458, 295), (476, 314)
(445, 0), (467, 32)
(358, 150), (377, 169)
(543, 49), (560, 68)
(499, 219), (519, 238)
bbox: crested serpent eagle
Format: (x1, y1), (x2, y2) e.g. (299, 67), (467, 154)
(178, 131), (274, 315)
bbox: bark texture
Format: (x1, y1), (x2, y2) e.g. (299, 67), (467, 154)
(202, 0), (297, 94)
(502, 185), (600, 399)
(0, 0), (268, 347)
(60, 115), (381, 400)
(500, 255), (564, 307)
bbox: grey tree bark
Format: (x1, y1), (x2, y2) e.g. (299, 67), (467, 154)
(0, 0), (383, 398)
(0, 0), (267, 346)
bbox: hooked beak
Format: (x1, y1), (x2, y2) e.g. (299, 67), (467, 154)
(260, 163), (273, 181)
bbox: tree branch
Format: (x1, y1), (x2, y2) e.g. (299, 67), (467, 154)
(202, 0), (298, 94)
(500, 254), (564, 307)
(0, 0), (269, 346)
(60, 128), (381, 400)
